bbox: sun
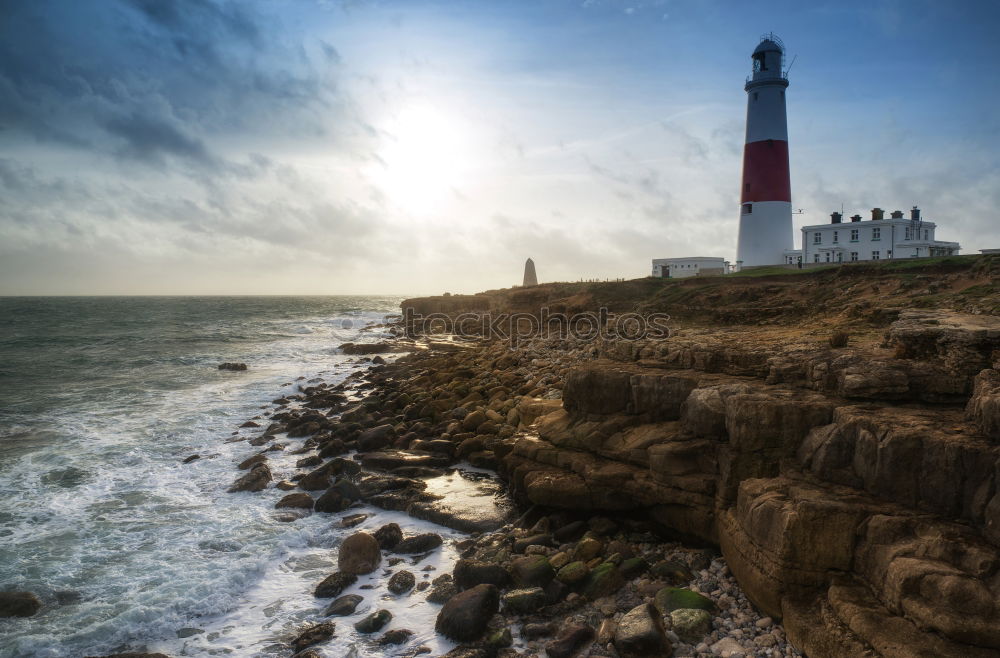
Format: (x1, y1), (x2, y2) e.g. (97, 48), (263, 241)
(370, 104), (467, 216)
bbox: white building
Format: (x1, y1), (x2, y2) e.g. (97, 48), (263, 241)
(652, 257), (728, 278)
(782, 206), (960, 265)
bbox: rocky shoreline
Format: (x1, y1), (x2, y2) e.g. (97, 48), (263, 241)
(200, 329), (805, 658)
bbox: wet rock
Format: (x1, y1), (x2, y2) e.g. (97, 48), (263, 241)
(614, 603), (671, 657)
(522, 621), (556, 639)
(649, 560), (694, 585)
(182, 454), (200, 464)
(0, 591), (41, 617)
(87, 653), (170, 658)
(453, 559), (511, 590)
(619, 557), (649, 580)
(553, 520), (587, 542)
(487, 627), (513, 648)
(501, 587), (546, 614)
(408, 500), (511, 534)
(358, 424), (396, 451)
(373, 523), (404, 549)
(572, 537), (603, 562)
(581, 562), (623, 600)
(291, 621), (336, 652)
(379, 628), (413, 645)
(314, 571), (358, 598)
(461, 410), (487, 432)
(513, 533), (553, 553)
(339, 342), (392, 355)
(355, 609), (392, 633)
(227, 462), (271, 492)
(434, 583), (499, 641)
(314, 488), (350, 513)
(218, 362), (247, 371)
(341, 514), (368, 528)
(545, 623), (595, 658)
(338, 532), (382, 575)
(394, 533), (443, 554)
(324, 594), (363, 616)
(509, 555), (555, 588)
(670, 608), (712, 644)
(427, 578), (458, 604)
(555, 560), (589, 586)
(654, 587), (716, 614)
(275, 493), (313, 510)
(388, 570), (416, 594)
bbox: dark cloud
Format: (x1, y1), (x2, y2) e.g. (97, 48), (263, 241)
(104, 112), (214, 166)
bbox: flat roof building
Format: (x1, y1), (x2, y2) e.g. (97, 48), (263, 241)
(652, 256), (728, 278)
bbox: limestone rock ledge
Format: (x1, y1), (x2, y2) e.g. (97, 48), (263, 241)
(498, 310), (1000, 657)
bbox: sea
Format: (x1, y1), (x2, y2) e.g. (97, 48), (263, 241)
(0, 296), (485, 658)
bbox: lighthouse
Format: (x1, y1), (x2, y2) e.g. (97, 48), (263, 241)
(736, 34), (792, 268)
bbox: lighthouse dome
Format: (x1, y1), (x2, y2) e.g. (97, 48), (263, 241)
(753, 38), (783, 55)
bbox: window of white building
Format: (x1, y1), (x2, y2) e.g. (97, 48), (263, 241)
(850, 229), (859, 242)
(872, 227), (881, 240)
(872, 250), (880, 260)
(813, 232), (822, 244)
(850, 252), (858, 261)
(833, 231), (839, 243)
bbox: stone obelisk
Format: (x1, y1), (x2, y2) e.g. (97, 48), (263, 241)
(522, 258), (538, 287)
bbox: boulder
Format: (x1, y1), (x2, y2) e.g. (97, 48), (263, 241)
(291, 621), (335, 652)
(555, 561), (589, 586)
(275, 493), (313, 510)
(324, 593), (363, 616)
(544, 623), (596, 658)
(434, 583), (499, 641)
(388, 570), (415, 594)
(462, 410), (487, 432)
(218, 362), (247, 371)
(338, 532), (381, 575)
(314, 571), (357, 598)
(614, 603), (671, 657)
(393, 533), (443, 554)
(0, 591), (41, 617)
(654, 587), (716, 614)
(509, 555), (555, 588)
(227, 463), (271, 492)
(379, 629), (413, 645)
(358, 424), (395, 451)
(581, 562), (623, 600)
(501, 587), (546, 614)
(339, 342), (392, 355)
(354, 609), (392, 633)
(314, 488), (350, 513)
(670, 608), (712, 643)
(373, 523), (404, 549)
(453, 559), (512, 590)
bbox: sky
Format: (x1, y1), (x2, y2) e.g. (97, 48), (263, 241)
(1, 0), (999, 295)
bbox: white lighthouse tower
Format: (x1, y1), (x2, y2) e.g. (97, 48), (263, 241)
(736, 34), (792, 268)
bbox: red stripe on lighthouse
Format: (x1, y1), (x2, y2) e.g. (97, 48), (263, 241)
(740, 139), (790, 203)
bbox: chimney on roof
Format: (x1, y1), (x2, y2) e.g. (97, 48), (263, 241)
(911, 206), (921, 221)
(850, 214), (862, 222)
(871, 208), (884, 221)
(831, 212), (842, 224)
(890, 210), (904, 219)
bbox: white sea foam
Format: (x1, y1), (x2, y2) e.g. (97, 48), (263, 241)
(0, 298), (485, 657)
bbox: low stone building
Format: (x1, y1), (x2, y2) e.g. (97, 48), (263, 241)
(652, 257), (727, 278)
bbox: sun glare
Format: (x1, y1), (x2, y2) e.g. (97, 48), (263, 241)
(370, 104), (467, 216)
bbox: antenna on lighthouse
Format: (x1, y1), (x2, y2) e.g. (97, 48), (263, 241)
(785, 54), (798, 77)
